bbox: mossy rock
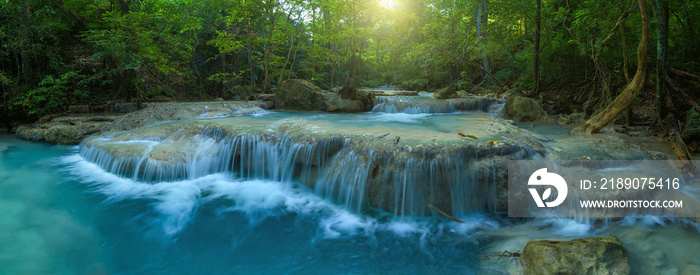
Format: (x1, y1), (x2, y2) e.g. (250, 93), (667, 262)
(275, 79), (373, 112)
(503, 88), (525, 98)
(456, 90), (469, 97)
(502, 96), (550, 122)
(521, 236), (630, 275)
(275, 79), (325, 111)
(433, 87), (458, 99)
(683, 108), (700, 141)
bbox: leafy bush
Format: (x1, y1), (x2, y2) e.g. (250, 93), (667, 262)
(362, 79), (384, 89)
(12, 71), (87, 118)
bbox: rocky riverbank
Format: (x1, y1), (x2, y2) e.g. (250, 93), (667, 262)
(14, 101), (266, 144)
(10, 88), (692, 274)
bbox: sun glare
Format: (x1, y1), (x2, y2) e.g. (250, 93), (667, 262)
(380, 0), (397, 10)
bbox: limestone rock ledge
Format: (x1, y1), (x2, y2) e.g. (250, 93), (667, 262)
(16, 101), (266, 144)
(16, 115), (116, 145)
(79, 113), (548, 215)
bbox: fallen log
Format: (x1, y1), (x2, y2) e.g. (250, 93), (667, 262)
(668, 67), (700, 83)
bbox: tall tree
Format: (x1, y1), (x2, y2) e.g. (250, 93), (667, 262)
(476, 0), (491, 84)
(654, 0), (669, 118)
(532, 0), (541, 95)
(574, 0), (650, 133)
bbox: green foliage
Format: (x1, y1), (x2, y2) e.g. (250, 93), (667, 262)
(1, 0), (699, 124)
(81, 3), (202, 100)
(400, 79), (430, 91)
(13, 71), (86, 117)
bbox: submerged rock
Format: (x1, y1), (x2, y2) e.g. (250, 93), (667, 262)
(275, 79), (373, 112)
(521, 236), (630, 275)
(502, 96), (550, 122)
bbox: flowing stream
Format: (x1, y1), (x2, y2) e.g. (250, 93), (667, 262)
(2, 96), (700, 274)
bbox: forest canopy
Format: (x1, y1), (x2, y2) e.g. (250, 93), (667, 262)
(0, 0), (698, 124)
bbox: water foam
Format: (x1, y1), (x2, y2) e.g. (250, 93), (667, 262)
(62, 152), (504, 242)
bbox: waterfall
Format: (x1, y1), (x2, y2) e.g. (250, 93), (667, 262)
(79, 125), (538, 217)
(79, 132), (346, 183)
(371, 96), (502, 114)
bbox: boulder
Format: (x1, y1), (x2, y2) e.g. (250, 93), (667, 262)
(275, 79), (372, 112)
(503, 88), (525, 98)
(502, 96), (550, 122)
(521, 236), (630, 275)
(456, 90), (469, 97)
(274, 79), (325, 111)
(433, 87), (458, 99)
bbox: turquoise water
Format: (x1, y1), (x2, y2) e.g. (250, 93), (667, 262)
(2, 134), (494, 274)
(3, 122), (700, 274)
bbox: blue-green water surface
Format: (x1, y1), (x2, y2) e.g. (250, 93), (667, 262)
(3, 133), (700, 274)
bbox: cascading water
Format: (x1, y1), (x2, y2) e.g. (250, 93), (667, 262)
(76, 101), (545, 218)
(80, 131), (346, 184)
(5, 96), (700, 273)
(79, 126), (537, 217)
(371, 95), (503, 114)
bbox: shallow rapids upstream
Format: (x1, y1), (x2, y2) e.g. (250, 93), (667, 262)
(2, 97), (700, 274)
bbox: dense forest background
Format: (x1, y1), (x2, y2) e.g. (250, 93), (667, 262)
(0, 0), (698, 126)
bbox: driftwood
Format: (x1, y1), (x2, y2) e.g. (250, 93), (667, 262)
(476, 250), (521, 264)
(666, 74), (700, 114)
(427, 204), (464, 223)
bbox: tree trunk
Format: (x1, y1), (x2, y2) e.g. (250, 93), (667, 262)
(532, 0), (541, 95)
(477, 0), (491, 84)
(248, 40), (254, 94)
(621, 23), (631, 84)
(593, 1), (636, 71)
(116, 0), (130, 15)
(288, 42), (298, 80)
(278, 31), (294, 86)
(51, 0), (88, 31)
(263, 0), (277, 92)
(654, 0), (668, 118)
(655, 0), (691, 173)
(573, 0), (650, 133)
(621, 21), (633, 124)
